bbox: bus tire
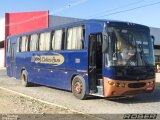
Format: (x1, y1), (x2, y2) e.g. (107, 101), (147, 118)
(21, 70), (30, 87)
(72, 75), (87, 100)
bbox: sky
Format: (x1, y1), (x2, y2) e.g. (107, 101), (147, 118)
(0, 0), (160, 28)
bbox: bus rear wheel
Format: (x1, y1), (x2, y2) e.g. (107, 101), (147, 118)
(21, 70), (31, 87)
(72, 75), (87, 100)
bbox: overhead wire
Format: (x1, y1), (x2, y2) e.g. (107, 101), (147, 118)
(88, 0), (147, 19)
(92, 1), (160, 19)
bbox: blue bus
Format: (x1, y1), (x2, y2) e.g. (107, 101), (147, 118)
(6, 20), (155, 99)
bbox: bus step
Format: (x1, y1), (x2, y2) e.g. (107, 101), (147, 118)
(97, 74), (102, 79)
(97, 79), (103, 86)
(96, 86), (103, 95)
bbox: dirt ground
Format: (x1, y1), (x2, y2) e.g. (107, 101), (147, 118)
(0, 69), (160, 120)
(0, 89), (99, 120)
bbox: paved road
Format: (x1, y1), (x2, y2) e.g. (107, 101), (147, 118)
(0, 69), (160, 120)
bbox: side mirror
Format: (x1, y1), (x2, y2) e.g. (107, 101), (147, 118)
(102, 35), (108, 53)
(151, 35), (155, 47)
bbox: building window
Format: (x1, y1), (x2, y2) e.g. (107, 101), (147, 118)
(51, 30), (63, 50)
(30, 34), (39, 51)
(67, 26), (85, 50)
(39, 32), (51, 51)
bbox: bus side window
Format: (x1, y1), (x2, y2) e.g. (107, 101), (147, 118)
(17, 37), (22, 52)
(7, 38), (11, 53)
(67, 26), (84, 50)
(62, 29), (65, 50)
(21, 36), (27, 52)
(30, 34), (39, 51)
(82, 26), (85, 49)
(51, 29), (63, 50)
(27, 35), (30, 52)
(45, 32), (51, 51)
(39, 32), (51, 51)
(39, 32), (45, 51)
(51, 31), (54, 50)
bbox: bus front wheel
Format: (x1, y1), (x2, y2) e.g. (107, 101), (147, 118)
(21, 70), (31, 87)
(72, 75), (87, 100)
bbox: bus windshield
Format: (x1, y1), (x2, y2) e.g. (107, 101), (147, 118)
(105, 26), (154, 67)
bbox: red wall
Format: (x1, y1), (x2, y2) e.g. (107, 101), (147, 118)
(4, 11), (49, 66)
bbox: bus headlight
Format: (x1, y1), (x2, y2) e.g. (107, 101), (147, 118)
(147, 82), (150, 86)
(108, 81), (114, 85)
(147, 81), (154, 86)
(108, 81), (126, 88)
(119, 83), (126, 87)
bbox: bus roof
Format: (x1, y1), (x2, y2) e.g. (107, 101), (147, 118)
(7, 19), (149, 38)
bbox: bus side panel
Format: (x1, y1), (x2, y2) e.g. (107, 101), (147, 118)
(18, 51), (70, 90)
(18, 50), (89, 92)
(15, 52), (32, 80)
(6, 38), (12, 77)
(30, 51), (68, 89)
(26, 52), (43, 83)
(6, 52), (12, 77)
(6, 37), (18, 77)
(64, 50), (88, 91)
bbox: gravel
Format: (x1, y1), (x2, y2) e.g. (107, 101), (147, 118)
(0, 89), (100, 120)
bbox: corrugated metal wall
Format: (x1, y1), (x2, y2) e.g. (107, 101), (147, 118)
(150, 27), (160, 45)
(150, 27), (160, 55)
(49, 15), (83, 27)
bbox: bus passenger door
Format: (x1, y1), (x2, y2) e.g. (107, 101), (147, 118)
(89, 34), (103, 94)
(10, 43), (16, 77)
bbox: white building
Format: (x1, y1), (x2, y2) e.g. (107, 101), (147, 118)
(0, 18), (5, 67)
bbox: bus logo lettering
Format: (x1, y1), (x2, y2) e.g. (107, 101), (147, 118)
(31, 53), (64, 66)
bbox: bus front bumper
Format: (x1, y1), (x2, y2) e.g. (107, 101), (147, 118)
(103, 77), (155, 97)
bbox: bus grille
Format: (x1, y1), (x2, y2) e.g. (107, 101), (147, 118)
(128, 82), (146, 88)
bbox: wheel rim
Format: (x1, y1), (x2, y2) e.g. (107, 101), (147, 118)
(74, 81), (82, 94)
